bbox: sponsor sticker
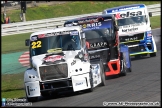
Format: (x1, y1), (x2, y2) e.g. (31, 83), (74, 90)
(113, 11), (143, 19)
(44, 55), (64, 62)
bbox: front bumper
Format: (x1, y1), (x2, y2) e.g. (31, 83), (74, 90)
(122, 40), (156, 56)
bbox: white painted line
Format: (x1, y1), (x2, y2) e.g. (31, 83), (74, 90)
(24, 51), (29, 54)
(19, 58), (29, 60)
(20, 55), (29, 58)
(22, 64), (30, 66)
(19, 61), (30, 64)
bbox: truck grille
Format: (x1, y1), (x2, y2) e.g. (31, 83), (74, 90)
(119, 33), (144, 43)
(39, 63), (68, 81)
(124, 41), (140, 46)
(129, 45), (146, 53)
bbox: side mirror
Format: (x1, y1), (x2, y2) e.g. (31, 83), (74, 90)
(114, 25), (119, 31)
(149, 12), (152, 17)
(25, 39), (30, 46)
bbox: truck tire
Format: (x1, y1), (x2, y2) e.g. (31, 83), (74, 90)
(120, 52), (127, 76)
(41, 91), (50, 97)
(100, 62), (106, 86)
(25, 89), (38, 102)
(127, 52), (132, 72)
(86, 70), (94, 92)
(150, 52), (156, 57)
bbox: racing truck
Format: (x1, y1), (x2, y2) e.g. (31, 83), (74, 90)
(102, 4), (157, 57)
(24, 26), (106, 102)
(64, 14), (132, 77)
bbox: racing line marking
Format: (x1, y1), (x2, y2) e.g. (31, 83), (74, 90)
(18, 51), (30, 67)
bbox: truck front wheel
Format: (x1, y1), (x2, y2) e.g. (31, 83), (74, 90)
(86, 71), (94, 92)
(120, 52), (127, 76)
(100, 62), (106, 86)
(25, 89), (38, 102)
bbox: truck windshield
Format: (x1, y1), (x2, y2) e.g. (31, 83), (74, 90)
(117, 16), (146, 26)
(83, 20), (114, 40)
(84, 28), (113, 40)
(30, 30), (81, 56)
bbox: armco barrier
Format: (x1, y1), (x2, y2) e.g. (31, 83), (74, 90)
(1, 4), (161, 36)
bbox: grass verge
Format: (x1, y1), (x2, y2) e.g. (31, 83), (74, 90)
(2, 72), (26, 99)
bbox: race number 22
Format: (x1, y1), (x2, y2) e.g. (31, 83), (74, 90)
(31, 41), (41, 49)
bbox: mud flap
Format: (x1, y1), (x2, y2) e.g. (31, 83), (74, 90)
(120, 46), (131, 70)
(25, 81), (40, 97)
(152, 36), (157, 52)
(72, 73), (91, 92)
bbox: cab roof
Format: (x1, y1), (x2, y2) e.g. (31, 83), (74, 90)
(64, 14), (114, 23)
(103, 4), (146, 12)
(30, 26), (81, 38)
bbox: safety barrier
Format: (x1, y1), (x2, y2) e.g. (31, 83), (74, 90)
(1, 4), (161, 36)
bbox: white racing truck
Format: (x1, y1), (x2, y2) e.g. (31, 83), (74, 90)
(102, 4), (157, 57)
(24, 26), (106, 102)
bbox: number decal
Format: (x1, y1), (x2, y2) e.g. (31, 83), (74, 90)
(37, 41), (41, 48)
(31, 41), (42, 49)
(32, 42), (36, 49)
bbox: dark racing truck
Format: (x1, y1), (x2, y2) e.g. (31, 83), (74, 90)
(64, 14), (132, 77)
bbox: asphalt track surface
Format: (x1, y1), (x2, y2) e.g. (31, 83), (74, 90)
(32, 28), (161, 107)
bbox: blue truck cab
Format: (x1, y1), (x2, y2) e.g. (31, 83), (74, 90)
(102, 4), (157, 57)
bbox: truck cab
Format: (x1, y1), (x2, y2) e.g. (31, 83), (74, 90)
(24, 26), (106, 102)
(102, 4), (157, 57)
(64, 14), (131, 77)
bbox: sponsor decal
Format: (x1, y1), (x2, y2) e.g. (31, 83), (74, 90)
(93, 80), (97, 84)
(125, 37), (138, 41)
(82, 22), (102, 28)
(113, 11), (142, 19)
(90, 55), (100, 59)
(31, 36), (37, 41)
(43, 55), (64, 62)
(107, 5), (144, 13)
(75, 51), (87, 62)
(78, 18), (98, 24)
(91, 64), (100, 79)
(46, 31), (70, 36)
(30, 88), (35, 92)
(31, 41), (42, 49)
(38, 34), (45, 38)
(75, 82), (83, 86)
(71, 60), (76, 66)
(122, 27), (138, 32)
(47, 48), (62, 53)
(70, 31), (79, 35)
(119, 23), (145, 29)
(119, 33), (144, 42)
(90, 42), (108, 48)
